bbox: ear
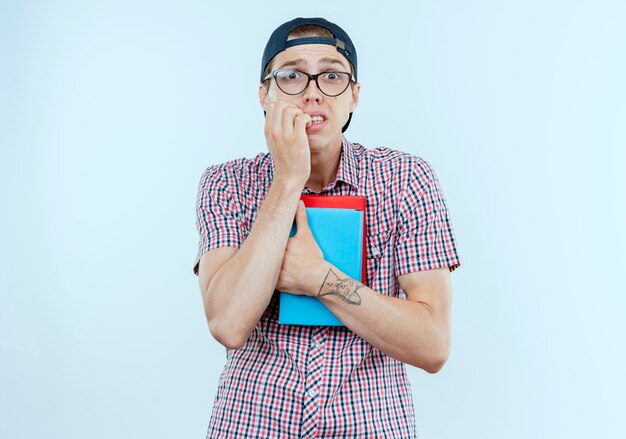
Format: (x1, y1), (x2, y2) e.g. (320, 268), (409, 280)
(349, 82), (361, 113)
(259, 84), (269, 110)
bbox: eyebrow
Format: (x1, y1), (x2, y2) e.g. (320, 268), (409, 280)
(277, 57), (347, 69)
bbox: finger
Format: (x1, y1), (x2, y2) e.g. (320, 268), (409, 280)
(264, 101), (277, 137)
(294, 112), (312, 134)
(267, 100), (290, 143)
(281, 105), (302, 136)
(294, 200), (311, 235)
(271, 100), (291, 138)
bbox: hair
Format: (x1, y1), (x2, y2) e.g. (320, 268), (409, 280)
(262, 24), (356, 89)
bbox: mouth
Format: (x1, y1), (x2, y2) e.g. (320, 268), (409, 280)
(306, 114), (327, 133)
(306, 113), (327, 133)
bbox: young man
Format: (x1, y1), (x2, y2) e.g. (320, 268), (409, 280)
(193, 17), (460, 438)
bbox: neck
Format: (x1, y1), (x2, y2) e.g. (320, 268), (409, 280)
(305, 138), (343, 193)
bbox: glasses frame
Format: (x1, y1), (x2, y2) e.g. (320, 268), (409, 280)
(263, 69), (355, 97)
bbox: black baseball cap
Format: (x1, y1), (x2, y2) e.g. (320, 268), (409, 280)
(261, 17), (358, 133)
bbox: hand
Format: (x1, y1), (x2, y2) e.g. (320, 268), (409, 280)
(276, 201), (329, 296)
(264, 100), (312, 184)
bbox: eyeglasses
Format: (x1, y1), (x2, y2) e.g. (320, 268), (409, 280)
(263, 69), (354, 97)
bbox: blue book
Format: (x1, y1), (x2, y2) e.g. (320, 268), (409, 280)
(279, 196), (366, 326)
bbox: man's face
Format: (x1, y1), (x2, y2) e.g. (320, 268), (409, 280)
(259, 43), (360, 152)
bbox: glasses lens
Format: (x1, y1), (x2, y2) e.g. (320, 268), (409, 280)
(274, 70), (308, 95)
(318, 72), (351, 96)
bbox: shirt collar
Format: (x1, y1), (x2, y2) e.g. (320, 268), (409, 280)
(334, 135), (359, 188)
(264, 135), (360, 189)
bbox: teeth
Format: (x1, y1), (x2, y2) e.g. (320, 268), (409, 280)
(310, 115), (324, 123)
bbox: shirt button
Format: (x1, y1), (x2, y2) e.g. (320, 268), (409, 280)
(308, 389), (318, 398)
(313, 342), (321, 349)
(371, 247), (380, 256)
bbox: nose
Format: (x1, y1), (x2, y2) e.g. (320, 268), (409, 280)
(303, 77), (323, 104)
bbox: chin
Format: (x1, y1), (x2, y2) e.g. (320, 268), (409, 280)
(307, 136), (330, 150)
(307, 132), (339, 150)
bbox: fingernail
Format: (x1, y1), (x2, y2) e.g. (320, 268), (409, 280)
(298, 200), (305, 209)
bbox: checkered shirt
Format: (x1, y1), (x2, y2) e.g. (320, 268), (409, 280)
(193, 136), (460, 438)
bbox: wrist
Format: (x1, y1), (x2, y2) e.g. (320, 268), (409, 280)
(271, 173), (307, 194)
(309, 261), (333, 297)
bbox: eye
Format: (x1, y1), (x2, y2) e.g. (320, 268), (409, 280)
(278, 70), (302, 81)
(324, 72), (340, 81)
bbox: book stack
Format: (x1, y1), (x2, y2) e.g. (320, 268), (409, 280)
(278, 195), (367, 326)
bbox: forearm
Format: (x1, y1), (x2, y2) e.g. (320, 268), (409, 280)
(205, 177), (302, 348)
(316, 264), (451, 372)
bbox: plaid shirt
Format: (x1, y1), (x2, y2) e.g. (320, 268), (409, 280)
(193, 137), (460, 438)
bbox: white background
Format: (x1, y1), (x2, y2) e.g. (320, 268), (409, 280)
(1, 1), (625, 438)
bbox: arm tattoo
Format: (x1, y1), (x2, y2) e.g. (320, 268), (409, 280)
(317, 268), (363, 306)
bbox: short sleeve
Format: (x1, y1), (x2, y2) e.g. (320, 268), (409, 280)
(394, 158), (460, 275)
(193, 165), (245, 276)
